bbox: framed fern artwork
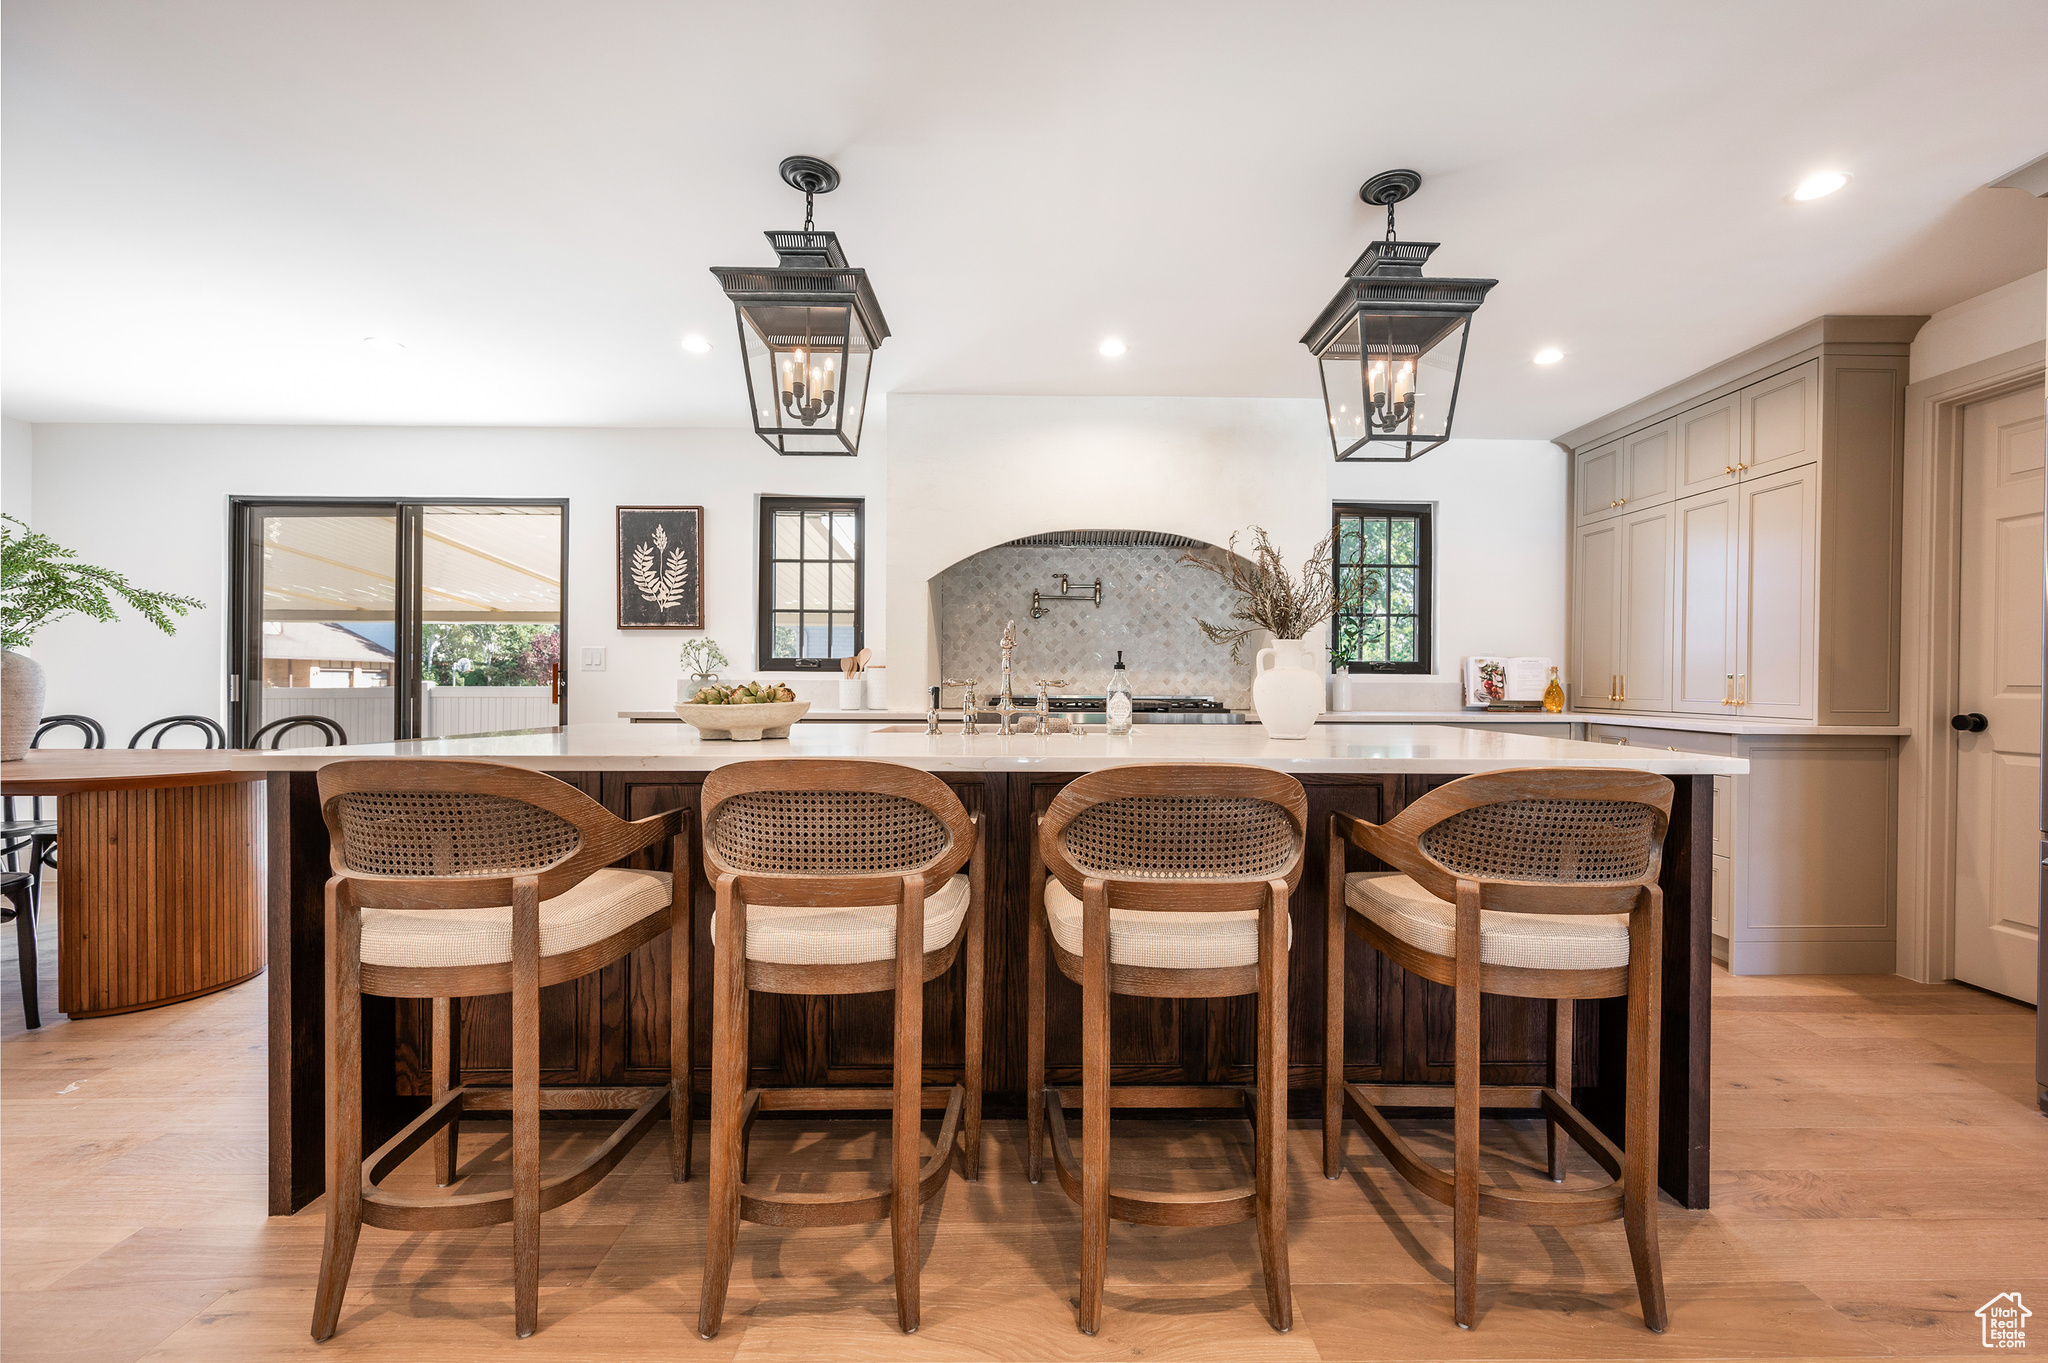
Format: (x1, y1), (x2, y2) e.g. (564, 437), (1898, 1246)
(616, 505), (704, 629)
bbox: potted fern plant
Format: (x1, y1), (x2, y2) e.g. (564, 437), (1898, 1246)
(1181, 526), (1374, 739)
(0, 514), (204, 760)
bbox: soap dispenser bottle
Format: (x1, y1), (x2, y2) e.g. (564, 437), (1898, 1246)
(1105, 651), (1134, 735)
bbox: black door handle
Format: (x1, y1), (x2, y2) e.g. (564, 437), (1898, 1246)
(1951, 713), (1988, 733)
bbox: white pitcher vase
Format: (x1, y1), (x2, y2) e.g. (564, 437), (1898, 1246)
(1252, 637), (1324, 740)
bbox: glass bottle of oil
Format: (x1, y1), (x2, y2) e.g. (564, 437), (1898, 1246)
(1542, 665), (1566, 714)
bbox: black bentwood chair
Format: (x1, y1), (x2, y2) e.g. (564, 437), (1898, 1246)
(129, 715), (229, 749)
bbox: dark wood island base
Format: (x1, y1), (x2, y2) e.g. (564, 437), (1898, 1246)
(263, 762), (1714, 1217)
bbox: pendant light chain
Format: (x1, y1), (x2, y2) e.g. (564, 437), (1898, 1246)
(804, 189), (815, 233)
(1385, 200), (1396, 243)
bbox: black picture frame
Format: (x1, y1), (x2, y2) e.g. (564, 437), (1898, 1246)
(616, 505), (704, 630)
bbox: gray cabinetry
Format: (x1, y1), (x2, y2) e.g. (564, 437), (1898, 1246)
(1560, 317), (1919, 725)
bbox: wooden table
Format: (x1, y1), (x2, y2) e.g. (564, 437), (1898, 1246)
(1, 750), (267, 1019)
(247, 723), (1742, 1217)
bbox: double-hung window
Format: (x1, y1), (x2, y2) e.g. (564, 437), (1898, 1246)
(1330, 502), (1433, 674)
(758, 496), (864, 669)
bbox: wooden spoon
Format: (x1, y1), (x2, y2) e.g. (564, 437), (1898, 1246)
(853, 647), (872, 673)
(840, 656), (856, 678)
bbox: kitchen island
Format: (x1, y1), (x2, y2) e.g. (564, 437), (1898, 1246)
(242, 723), (1744, 1216)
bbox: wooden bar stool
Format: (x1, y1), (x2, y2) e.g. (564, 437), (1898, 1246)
(1323, 767), (1673, 1332)
(1025, 764), (1306, 1336)
(310, 759), (690, 1341)
(695, 759), (984, 1339)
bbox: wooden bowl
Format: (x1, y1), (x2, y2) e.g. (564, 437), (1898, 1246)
(673, 699), (810, 741)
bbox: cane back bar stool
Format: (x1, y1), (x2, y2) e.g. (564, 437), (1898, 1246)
(1323, 767), (1674, 1332)
(1026, 764), (1307, 1336)
(696, 759), (984, 1339)
(310, 759), (691, 1341)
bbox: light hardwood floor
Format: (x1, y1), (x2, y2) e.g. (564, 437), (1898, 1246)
(2, 894), (2042, 1362)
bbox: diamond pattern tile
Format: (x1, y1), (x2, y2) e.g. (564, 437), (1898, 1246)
(933, 544), (1258, 708)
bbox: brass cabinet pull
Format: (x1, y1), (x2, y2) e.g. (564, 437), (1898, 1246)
(1720, 672), (1734, 706)
(1736, 673), (1747, 707)
(1617, 674), (1627, 704)
(1725, 464), (1737, 475)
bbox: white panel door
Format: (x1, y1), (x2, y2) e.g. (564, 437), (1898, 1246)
(1617, 503), (1674, 711)
(1954, 382), (2044, 1003)
(1573, 521), (1622, 709)
(1673, 488), (1740, 713)
(1734, 465), (1819, 719)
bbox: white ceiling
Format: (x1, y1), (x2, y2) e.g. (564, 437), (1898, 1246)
(5, 0), (2045, 438)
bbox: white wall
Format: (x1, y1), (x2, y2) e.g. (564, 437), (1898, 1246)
(18, 397), (1566, 741)
(1910, 269), (2048, 382)
(886, 394), (1565, 701)
(1329, 436), (1568, 703)
(1, 418), (31, 525)
(18, 423), (886, 744)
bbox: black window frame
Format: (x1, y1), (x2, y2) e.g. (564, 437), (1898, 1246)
(756, 495), (866, 671)
(1329, 501), (1434, 675)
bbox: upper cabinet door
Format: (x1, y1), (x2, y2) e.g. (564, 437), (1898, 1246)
(1672, 487), (1740, 714)
(1675, 393), (1741, 498)
(1572, 520), (1622, 708)
(1739, 358), (1820, 481)
(1622, 420), (1675, 512)
(1615, 503), (1676, 711)
(1735, 464), (1819, 719)
(1575, 440), (1626, 523)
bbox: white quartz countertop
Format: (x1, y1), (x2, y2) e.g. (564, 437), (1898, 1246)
(622, 708), (1906, 738)
(1319, 710), (1912, 737)
(238, 721), (1747, 776)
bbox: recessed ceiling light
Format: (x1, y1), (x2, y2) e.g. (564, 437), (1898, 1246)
(680, 333), (713, 354)
(1792, 171), (1850, 201)
(1098, 337), (1127, 358)
(1533, 348), (1564, 365)
(362, 336), (407, 353)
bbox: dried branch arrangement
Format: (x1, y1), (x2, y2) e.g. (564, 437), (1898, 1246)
(1180, 526), (1372, 662)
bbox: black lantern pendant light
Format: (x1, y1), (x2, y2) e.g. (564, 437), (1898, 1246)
(711, 156), (890, 456)
(1301, 170), (1497, 462)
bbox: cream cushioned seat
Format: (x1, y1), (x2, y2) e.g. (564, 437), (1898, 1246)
(1044, 876), (1290, 970)
(360, 867), (672, 969)
(1344, 871), (1631, 971)
(712, 873), (971, 966)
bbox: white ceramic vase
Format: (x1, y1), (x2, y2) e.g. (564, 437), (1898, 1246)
(1252, 637), (1324, 740)
(2, 649), (46, 761)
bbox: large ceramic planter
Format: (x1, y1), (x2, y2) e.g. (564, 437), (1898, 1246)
(2, 649), (46, 761)
(1252, 637), (1324, 740)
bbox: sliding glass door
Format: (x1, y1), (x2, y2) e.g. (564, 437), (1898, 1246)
(231, 499), (567, 746)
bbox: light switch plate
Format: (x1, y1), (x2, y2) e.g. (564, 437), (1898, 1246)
(580, 647), (606, 671)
